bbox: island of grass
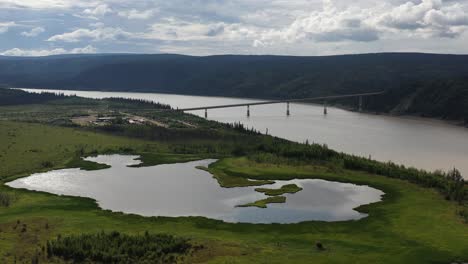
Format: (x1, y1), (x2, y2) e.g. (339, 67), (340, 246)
(255, 184), (303, 196)
(196, 165), (275, 188)
(66, 156), (111, 171)
(236, 196), (287, 208)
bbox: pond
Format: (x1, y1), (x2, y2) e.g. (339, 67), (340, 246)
(6, 155), (384, 224)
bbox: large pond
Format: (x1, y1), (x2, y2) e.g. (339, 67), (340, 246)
(6, 155), (384, 224)
(18, 88), (468, 178)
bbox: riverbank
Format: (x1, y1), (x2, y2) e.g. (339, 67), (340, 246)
(17, 87), (468, 128)
(335, 102), (467, 128)
(15, 87), (468, 178)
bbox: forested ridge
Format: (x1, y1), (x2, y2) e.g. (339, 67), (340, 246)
(1, 53), (468, 123)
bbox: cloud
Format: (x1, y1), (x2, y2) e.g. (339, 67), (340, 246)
(83, 4), (112, 16)
(146, 19), (222, 41)
(378, 0), (437, 30)
(0, 45), (97, 56)
(254, 0), (468, 46)
(89, 22), (105, 28)
(425, 7), (468, 27)
(20, 26), (45, 37)
(256, 3), (380, 45)
(118, 9), (155, 20)
(206, 24), (224, 36)
(376, 0), (468, 38)
(144, 18), (257, 41)
(0, 21), (17, 33)
(47, 27), (133, 42)
(69, 45), (97, 53)
(0, 0), (96, 9)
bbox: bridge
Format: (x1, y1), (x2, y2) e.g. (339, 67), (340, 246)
(176, 91), (384, 118)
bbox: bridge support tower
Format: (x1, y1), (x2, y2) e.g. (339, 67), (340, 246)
(286, 102), (290, 116)
(358, 96), (363, 112)
(247, 105), (250, 117)
(205, 108), (208, 118)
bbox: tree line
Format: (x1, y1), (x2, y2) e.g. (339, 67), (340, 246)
(46, 231), (192, 263)
(342, 155), (466, 204)
(105, 97), (172, 110)
(0, 88), (72, 106)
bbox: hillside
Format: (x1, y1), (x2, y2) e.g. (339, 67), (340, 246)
(1, 53), (467, 123)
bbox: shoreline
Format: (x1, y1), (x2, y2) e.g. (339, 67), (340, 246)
(15, 86), (468, 130)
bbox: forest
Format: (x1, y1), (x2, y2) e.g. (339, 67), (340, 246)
(1, 53), (468, 123)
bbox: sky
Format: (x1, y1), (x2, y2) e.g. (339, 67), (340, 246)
(1, 0), (468, 56)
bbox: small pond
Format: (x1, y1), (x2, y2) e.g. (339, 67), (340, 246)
(6, 155), (384, 224)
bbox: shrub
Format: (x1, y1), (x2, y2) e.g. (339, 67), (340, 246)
(46, 231), (192, 263)
(0, 192), (13, 207)
(41, 161), (54, 168)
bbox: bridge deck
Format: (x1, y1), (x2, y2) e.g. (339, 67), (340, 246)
(177, 91), (384, 111)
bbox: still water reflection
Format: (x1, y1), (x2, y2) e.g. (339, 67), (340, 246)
(6, 155), (383, 223)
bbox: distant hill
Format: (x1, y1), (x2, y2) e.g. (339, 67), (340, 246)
(1, 53), (467, 123)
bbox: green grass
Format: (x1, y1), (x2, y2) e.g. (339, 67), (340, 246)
(255, 184), (303, 196)
(236, 196), (287, 208)
(0, 121), (149, 181)
(66, 157), (111, 171)
(197, 164), (275, 188)
(132, 153), (207, 167)
(0, 121), (208, 182)
(0, 121), (467, 263)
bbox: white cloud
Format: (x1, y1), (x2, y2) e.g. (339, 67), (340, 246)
(20, 26), (45, 37)
(0, 45), (97, 56)
(376, 0), (468, 38)
(118, 9), (155, 20)
(70, 45), (97, 53)
(0, 21), (17, 34)
(0, 0), (96, 9)
(424, 6), (468, 27)
(144, 18), (257, 41)
(254, 0), (468, 46)
(83, 4), (112, 16)
(255, 3), (380, 45)
(89, 22), (104, 28)
(146, 19), (221, 41)
(47, 27), (132, 42)
(378, 0), (437, 30)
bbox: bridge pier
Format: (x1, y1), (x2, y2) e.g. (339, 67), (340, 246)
(323, 101), (328, 115)
(286, 102), (290, 116)
(205, 108), (208, 118)
(247, 105), (250, 117)
(358, 96), (363, 112)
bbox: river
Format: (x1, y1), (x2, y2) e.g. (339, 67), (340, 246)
(19, 88), (468, 178)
